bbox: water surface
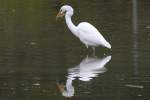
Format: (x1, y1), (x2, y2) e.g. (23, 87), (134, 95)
(0, 0), (150, 100)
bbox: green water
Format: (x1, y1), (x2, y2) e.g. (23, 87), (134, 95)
(0, 0), (150, 100)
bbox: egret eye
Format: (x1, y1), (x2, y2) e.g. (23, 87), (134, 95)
(60, 9), (66, 14)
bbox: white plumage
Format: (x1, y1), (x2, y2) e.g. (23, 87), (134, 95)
(56, 5), (111, 49)
(77, 22), (111, 48)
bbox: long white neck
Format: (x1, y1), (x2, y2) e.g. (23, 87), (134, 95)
(65, 13), (78, 37)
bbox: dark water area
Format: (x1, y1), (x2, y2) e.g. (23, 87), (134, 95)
(0, 0), (150, 100)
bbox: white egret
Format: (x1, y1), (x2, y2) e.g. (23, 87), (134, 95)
(56, 5), (111, 51)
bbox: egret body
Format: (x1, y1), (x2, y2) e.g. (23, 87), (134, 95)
(56, 5), (111, 50)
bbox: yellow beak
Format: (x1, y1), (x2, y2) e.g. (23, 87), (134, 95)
(56, 11), (65, 20)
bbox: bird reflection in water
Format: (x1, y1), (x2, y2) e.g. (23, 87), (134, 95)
(57, 55), (111, 97)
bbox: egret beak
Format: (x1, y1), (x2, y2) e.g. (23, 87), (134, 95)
(56, 11), (65, 21)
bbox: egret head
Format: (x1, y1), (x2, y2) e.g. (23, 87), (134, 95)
(56, 5), (74, 20)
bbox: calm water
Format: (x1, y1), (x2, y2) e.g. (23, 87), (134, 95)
(0, 0), (150, 100)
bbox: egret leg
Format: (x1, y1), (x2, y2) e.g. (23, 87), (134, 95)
(92, 47), (96, 56)
(85, 45), (88, 49)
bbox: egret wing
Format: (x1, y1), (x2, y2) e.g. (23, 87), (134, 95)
(77, 22), (109, 47)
